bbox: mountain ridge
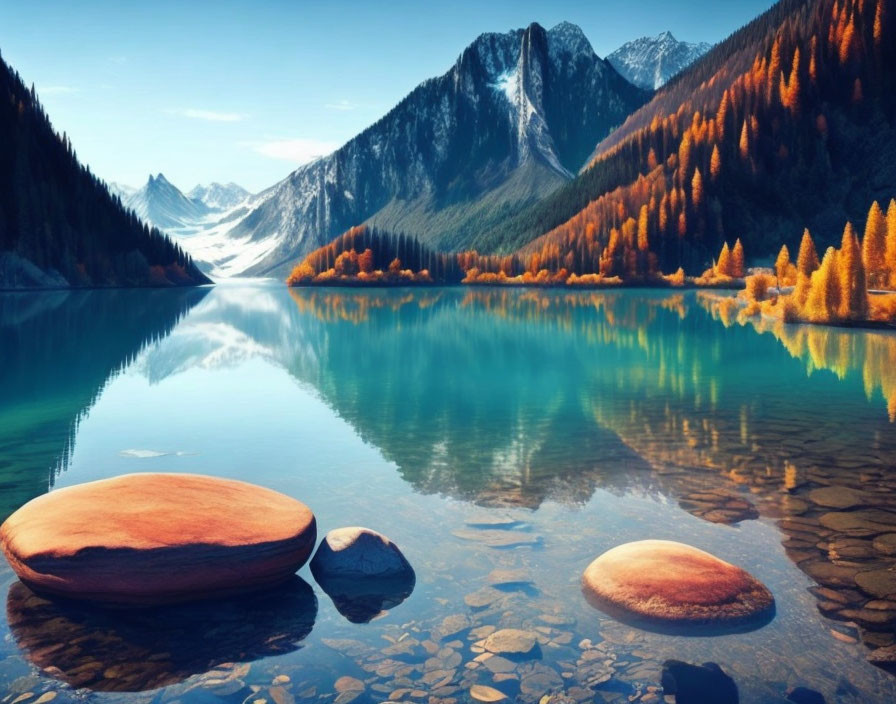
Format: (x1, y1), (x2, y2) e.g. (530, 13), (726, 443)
(194, 21), (649, 278)
(607, 31), (712, 89)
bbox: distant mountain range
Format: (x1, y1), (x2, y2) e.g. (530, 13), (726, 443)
(111, 175), (251, 233)
(0, 54), (209, 289)
(180, 21), (648, 277)
(188, 182), (250, 211)
(607, 31), (712, 89)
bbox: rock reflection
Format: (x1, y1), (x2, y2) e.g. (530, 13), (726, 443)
(6, 576), (317, 692)
(314, 573), (416, 624)
(583, 589), (776, 638)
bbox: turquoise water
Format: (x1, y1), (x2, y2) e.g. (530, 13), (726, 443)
(2, 282), (896, 703)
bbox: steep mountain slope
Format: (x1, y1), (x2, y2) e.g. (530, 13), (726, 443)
(126, 174), (210, 232)
(479, 0), (896, 273)
(211, 21), (648, 277)
(608, 31), (712, 89)
(0, 53), (209, 289)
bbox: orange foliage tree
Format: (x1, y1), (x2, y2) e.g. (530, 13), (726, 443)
(838, 222), (869, 320)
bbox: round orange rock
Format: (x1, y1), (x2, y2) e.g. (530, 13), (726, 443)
(582, 540), (774, 624)
(0, 473), (317, 606)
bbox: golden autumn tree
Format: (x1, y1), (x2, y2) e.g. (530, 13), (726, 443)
(716, 90), (730, 140)
(782, 47), (801, 113)
(839, 14), (856, 64)
(805, 247), (842, 322)
(717, 242), (733, 277)
(287, 261), (315, 285)
(710, 144), (722, 180)
(359, 248), (374, 274)
(794, 229), (820, 305)
(732, 238), (745, 277)
(886, 199), (896, 287)
(739, 121), (750, 159)
(862, 201), (887, 288)
(797, 229), (820, 276)
(334, 249), (359, 276)
(775, 245), (791, 287)
(637, 205), (649, 251)
(678, 132), (693, 181)
(838, 222), (869, 320)
(691, 167), (704, 208)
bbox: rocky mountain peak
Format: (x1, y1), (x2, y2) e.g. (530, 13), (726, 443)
(177, 22), (648, 277)
(607, 31), (712, 90)
(547, 21), (596, 60)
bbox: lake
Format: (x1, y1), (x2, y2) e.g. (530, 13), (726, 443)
(1, 281), (896, 703)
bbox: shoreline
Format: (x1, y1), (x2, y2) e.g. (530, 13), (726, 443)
(286, 280), (746, 292)
(0, 282), (216, 293)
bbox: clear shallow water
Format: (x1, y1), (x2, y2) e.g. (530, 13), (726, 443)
(1, 282), (896, 703)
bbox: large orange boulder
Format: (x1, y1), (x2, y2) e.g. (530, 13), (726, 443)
(0, 473), (317, 605)
(582, 540), (774, 625)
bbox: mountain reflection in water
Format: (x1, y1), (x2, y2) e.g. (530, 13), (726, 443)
(3, 282), (896, 691)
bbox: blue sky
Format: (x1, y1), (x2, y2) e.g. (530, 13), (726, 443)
(0, 0), (775, 193)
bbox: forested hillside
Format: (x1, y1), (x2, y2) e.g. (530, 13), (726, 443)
(0, 52), (210, 288)
(484, 0), (896, 273)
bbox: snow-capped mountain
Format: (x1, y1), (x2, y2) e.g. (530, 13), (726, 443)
(125, 173), (210, 232)
(607, 31), (712, 90)
(202, 21), (648, 278)
(188, 182), (251, 211)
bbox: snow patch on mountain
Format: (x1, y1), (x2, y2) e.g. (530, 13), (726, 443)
(492, 70), (518, 103)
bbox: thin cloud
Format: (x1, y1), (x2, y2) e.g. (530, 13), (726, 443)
(249, 138), (339, 164)
(324, 99), (358, 111)
(167, 108), (246, 122)
(40, 85), (79, 95)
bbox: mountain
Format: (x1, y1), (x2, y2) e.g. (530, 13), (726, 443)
(204, 21), (648, 277)
(0, 54), (209, 289)
(477, 0), (896, 273)
(125, 173), (210, 232)
(607, 31), (712, 89)
(114, 176), (252, 235)
(188, 182), (250, 211)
